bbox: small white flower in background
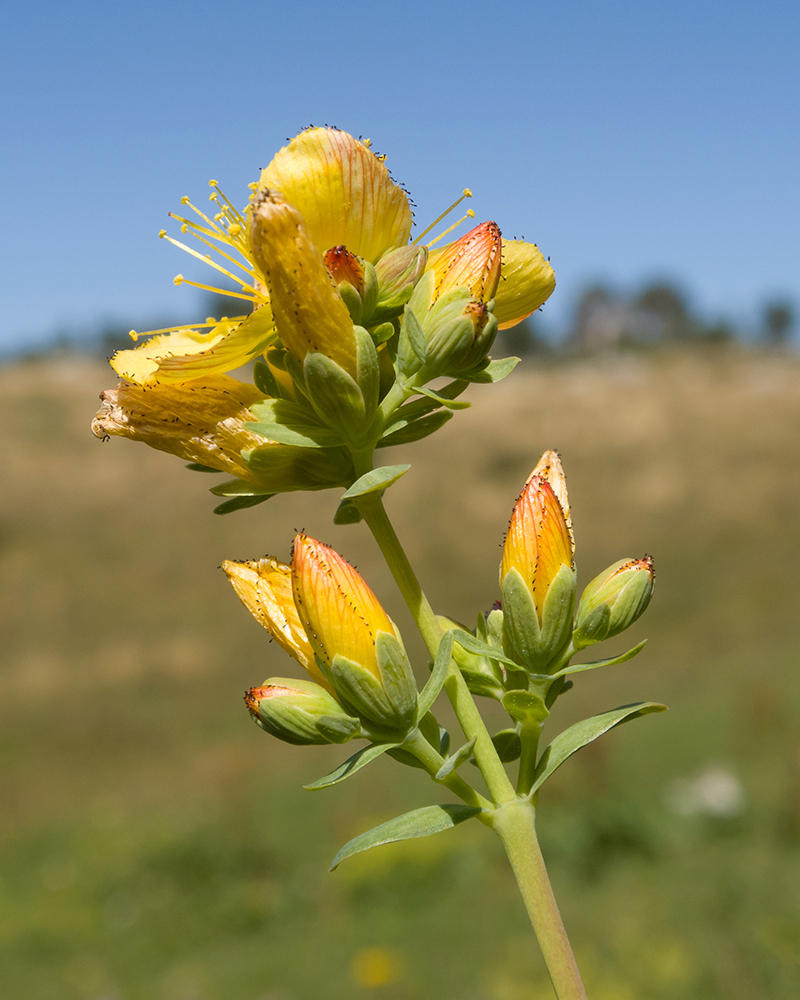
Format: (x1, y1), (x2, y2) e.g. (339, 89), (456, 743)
(665, 764), (746, 819)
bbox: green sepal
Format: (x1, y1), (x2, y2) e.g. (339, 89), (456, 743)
(354, 325), (380, 418)
(315, 714), (362, 743)
(329, 804), (482, 871)
(341, 465), (410, 501)
(304, 742), (400, 790)
(529, 702), (668, 798)
(459, 356), (520, 383)
(573, 604), (611, 647)
(209, 480), (276, 498)
(417, 630), (453, 718)
(331, 654), (412, 732)
(539, 564), (577, 669)
(397, 304), (427, 376)
(501, 568), (543, 670)
(375, 630), (418, 725)
(492, 728), (522, 762)
(552, 640), (647, 679)
(417, 711), (448, 756)
(252, 358), (281, 398)
(246, 399), (343, 448)
(338, 281), (363, 324)
(371, 322), (395, 345)
(213, 494), (273, 515)
(502, 690), (549, 726)
(435, 737), (476, 780)
(377, 410), (453, 447)
(303, 351), (366, 441)
(414, 385), (471, 410)
(361, 261), (379, 321)
(186, 463), (222, 473)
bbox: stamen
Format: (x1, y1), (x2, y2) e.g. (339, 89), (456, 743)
(425, 209), (476, 249)
(174, 275), (257, 300)
(128, 320), (229, 341)
(413, 189), (473, 245)
(164, 220), (255, 278)
(162, 234), (254, 290)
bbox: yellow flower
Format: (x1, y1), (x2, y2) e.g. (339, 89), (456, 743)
(291, 534), (395, 677)
(222, 557), (329, 688)
(91, 375), (353, 492)
(426, 221), (503, 303)
(257, 127), (413, 263)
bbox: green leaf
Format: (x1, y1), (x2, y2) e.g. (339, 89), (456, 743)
(212, 494), (274, 515)
(252, 359), (280, 398)
(246, 399), (344, 448)
(530, 702), (667, 796)
(401, 306), (427, 361)
(502, 690), (549, 725)
(415, 385), (471, 410)
(552, 640), (648, 679)
(330, 804), (481, 871)
(304, 742), (399, 790)
(185, 463), (222, 473)
(451, 629), (519, 668)
(460, 356), (520, 383)
(417, 630), (453, 718)
(492, 728), (522, 762)
(435, 737), (477, 779)
(333, 498), (363, 525)
(209, 480), (276, 498)
(376, 410), (453, 447)
(341, 465), (410, 501)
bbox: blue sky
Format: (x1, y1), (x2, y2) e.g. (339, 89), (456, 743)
(2, 0), (798, 351)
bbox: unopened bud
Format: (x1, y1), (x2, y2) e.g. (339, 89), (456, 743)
(245, 678), (360, 745)
(372, 245), (428, 322)
(437, 616), (505, 700)
(574, 556), (655, 649)
(419, 288), (498, 377)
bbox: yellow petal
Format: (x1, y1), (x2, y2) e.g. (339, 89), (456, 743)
(249, 189), (357, 377)
(258, 128), (412, 263)
(494, 240), (556, 329)
(501, 477), (573, 620)
(110, 307), (276, 385)
(91, 374), (268, 483)
(425, 221), (502, 302)
(291, 534), (394, 677)
(222, 557), (330, 689)
(528, 450), (573, 547)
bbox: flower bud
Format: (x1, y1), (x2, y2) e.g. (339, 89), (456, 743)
(501, 467), (576, 672)
(323, 245), (377, 326)
(249, 188), (359, 379)
(245, 678), (360, 745)
(426, 221), (502, 303)
(292, 534), (417, 733)
(574, 556), (655, 649)
(371, 244), (428, 322)
(222, 557), (330, 690)
(419, 288), (498, 377)
(437, 616), (505, 700)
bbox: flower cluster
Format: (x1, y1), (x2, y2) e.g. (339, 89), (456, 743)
(92, 127), (555, 512)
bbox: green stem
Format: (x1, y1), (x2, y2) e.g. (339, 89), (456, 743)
(516, 721), (543, 796)
(402, 729), (492, 813)
(357, 491), (516, 806)
(493, 801), (588, 1000)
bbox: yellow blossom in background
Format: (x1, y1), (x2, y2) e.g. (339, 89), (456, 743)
(350, 946), (403, 988)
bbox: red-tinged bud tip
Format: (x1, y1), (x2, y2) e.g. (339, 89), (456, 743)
(324, 245), (366, 295)
(428, 221), (503, 302)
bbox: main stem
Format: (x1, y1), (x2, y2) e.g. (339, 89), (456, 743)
(355, 484), (588, 1000)
(494, 801), (588, 1000)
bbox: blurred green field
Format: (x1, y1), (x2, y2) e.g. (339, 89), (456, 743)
(2, 347), (800, 1000)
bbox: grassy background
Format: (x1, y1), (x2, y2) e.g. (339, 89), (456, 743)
(2, 347), (800, 999)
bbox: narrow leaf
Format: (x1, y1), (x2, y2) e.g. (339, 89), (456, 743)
(415, 385), (471, 410)
(304, 743), (399, 790)
(377, 410), (453, 447)
(460, 356), (520, 383)
(492, 728), (522, 762)
(502, 690), (549, 725)
(330, 804), (481, 870)
(417, 631), (454, 718)
(435, 737), (477, 779)
(333, 498), (363, 525)
(451, 629), (519, 668)
(186, 463), (222, 473)
(209, 480), (276, 498)
(530, 702), (667, 796)
(213, 494), (274, 515)
(552, 640), (648, 679)
(341, 465), (410, 500)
